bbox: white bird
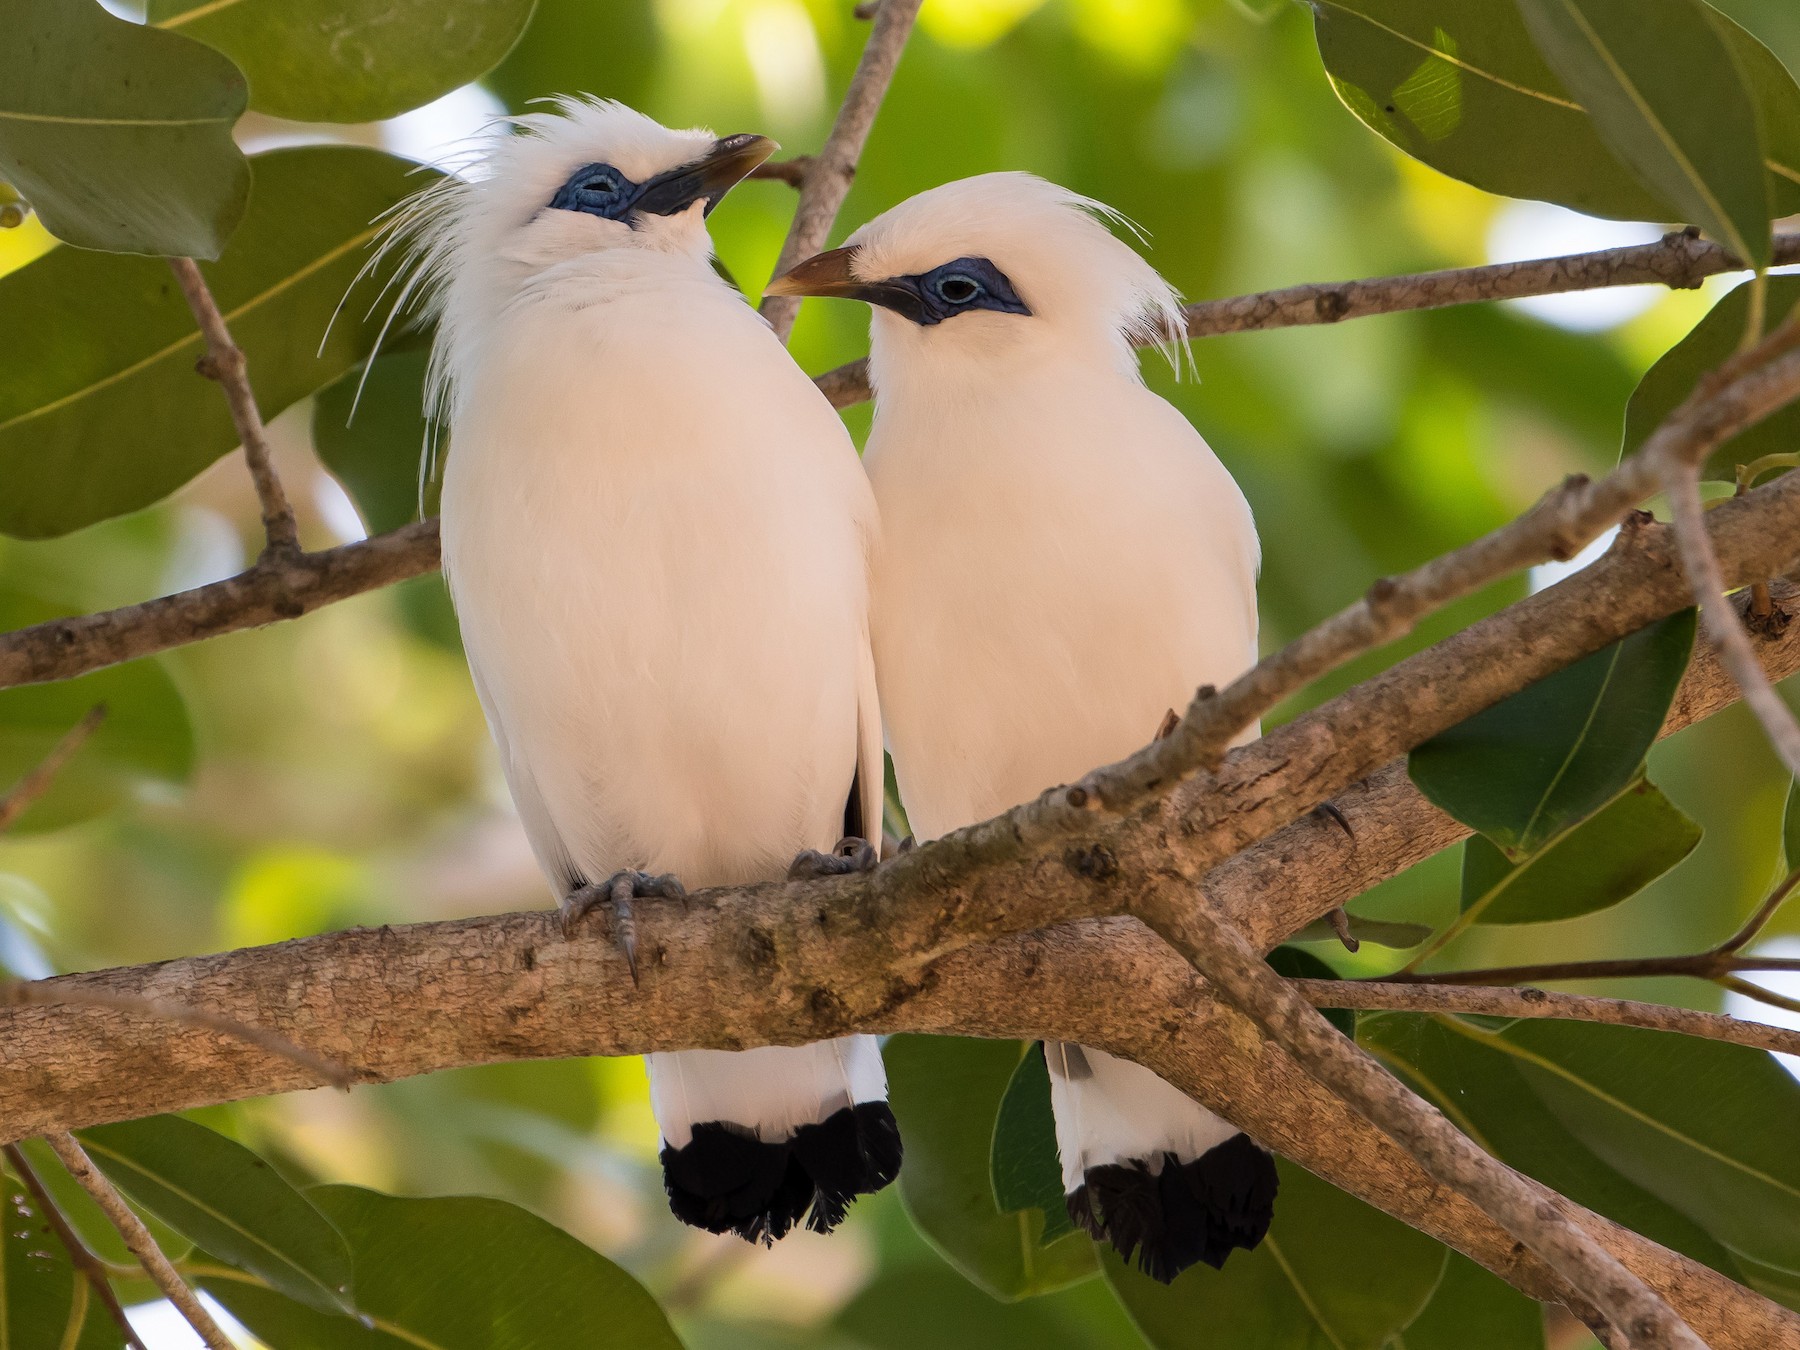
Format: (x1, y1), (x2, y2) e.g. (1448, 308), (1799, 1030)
(390, 99), (898, 1243)
(767, 173), (1277, 1282)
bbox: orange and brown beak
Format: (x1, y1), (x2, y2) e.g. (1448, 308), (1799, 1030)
(764, 246), (929, 322)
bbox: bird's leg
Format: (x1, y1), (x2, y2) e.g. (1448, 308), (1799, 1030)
(559, 870), (687, 983)
(788, 836), (879, 880)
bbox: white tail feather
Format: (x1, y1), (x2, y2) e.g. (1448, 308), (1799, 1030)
(1046, 1044), (1239, 1193)
(647, 1036), (888, 1150)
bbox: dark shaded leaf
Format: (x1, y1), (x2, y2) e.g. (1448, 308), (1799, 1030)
(202, 1185), (682, 1348)
(885, 1036), (1096, 1300)
(1515, 0), (1771, 266)
(837, 1259), (1130, 1350)
(314, 347), (436, 536)
(149, 0), (537, 124)
(0, 0), (248, 258)
(0, 146), (431, 538)
(79, 1115), (354, 1314)
(484, 0), (662, 114)
(13, 1136), (192, 1270)
(1458, 778), (1701, 925)
(1408, 609), (1697, 859)
(1398, 1252), (1545, 1350)
(0, 1165), (124, 1349)
(0, 589), (193, 833)
(990, 1043), (1075, 1243)
(1624, 277), (1800, 481)
(1267, 946), (1356, 1037)
(1102, 1160), (1446, 1350)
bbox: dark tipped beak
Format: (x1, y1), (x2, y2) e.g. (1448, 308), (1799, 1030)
(634, 133), (779, 218)
(764, 246), (929, 322)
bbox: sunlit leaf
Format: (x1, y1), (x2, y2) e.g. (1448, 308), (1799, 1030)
(1102, 1160), (1446, 1350)
(148, 0), (537, 124)
(0, 0), (248, 259)
(1514, 0), (1770, 266)
(0, 589), (193, 833)
(1458, 778), (1701, 925)
(203, 1186), (683, 1348)
(79, 1115), (355, 1314)
(0, 146), (432, 538)
(885, 1036), (1096, 1300)
(989, 1042), (1075, 1243)
(1623, 276), (1800, 481)
(0, 1165), (124, 1350)
(1398, 1252), (1545, 1350)
(1408, 609), (1697, 859)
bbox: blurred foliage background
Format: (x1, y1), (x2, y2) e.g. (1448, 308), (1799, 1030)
(4, 0), (1800, 1346)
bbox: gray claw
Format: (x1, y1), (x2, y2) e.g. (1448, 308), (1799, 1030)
(558, 869), (687, 984)
(788, 836), (879, 880)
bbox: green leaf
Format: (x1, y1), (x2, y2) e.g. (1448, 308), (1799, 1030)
(1311, 0), (1672, 221)
(1102, 1160), (1447, 1350)
(12, 1136), (193, 1270)
(1408, 609), (1697, 859)
(0, 0), (249, 259)
(0, 589), (194, 833)
(0, 145), (432, 539)
(149, 0), (538, 125)
(1397, 1253), (1545, 1350)
(1290, 914), (1433, 949)
(989, 1043), (1075, 1243)
(1513, 0), (1771, 267)
(837, 1260), (1131, 1350)
(1458, 778), (1702, 925)
(1726, 21), (1800, 219)
(1500, 1021), (1800, 1277)
(885, 1036), (1097, 1301)
(484, 0), (662, 115)
(1267, 946), (1356, 1037)
(314, 347), (436, 536)
(202, 1185), (684, 1348)
(1712, 0), (1800, 77)
(1361, 1013), (1759, 1276)
(1624, 276), (1800, 481)
(1784, 776), (1800, 874)
(0, 1165), (124, 1350)
(78, 1115), (355, 1314)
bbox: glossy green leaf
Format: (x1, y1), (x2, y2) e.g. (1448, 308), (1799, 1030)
(1362, 1013), (1756, 1275)
(1290, 914), (1433, 949)
(314, 347), (436, 536)
(1501, 1020), (1800, 1276)
(1408, 609), (1697, 859)
(79, 1114), (355, 1314)
(1312, 0), (1671, 221)
(1624, 276), (1800, 481)
(0, 0), (249, 259)
(0, 146), (431, 538)
(885, 1036), (1097, 1301)
(1397, 1253), (1545, 1350)
(990, 1042), (1075, 1243)
(202, 1185), (683, 1348)
(1458, 778), (1702, 925)
(1514, 0), (1770, 266)
(1267, 946), (1355, 1037)
(13, 1136), (193, 1270)
(0, 1167), (124, 1350)
(149, 0), (537, 125)
(0, 589), (194, 833)
(1784, 776), (1800, 874)
(1103, 1160), (1446, 1350)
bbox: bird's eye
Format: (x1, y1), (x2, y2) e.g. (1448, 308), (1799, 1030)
(549, 163), (638, 218)
(934, 273), (983, 305)
(578, 170), (623, 197)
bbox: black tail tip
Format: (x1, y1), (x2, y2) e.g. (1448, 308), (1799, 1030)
(661, 1101), (902, 1245)
(1066, 1133), (1278, 1284)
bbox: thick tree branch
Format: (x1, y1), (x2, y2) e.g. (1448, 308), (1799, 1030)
(759, 0), (922, 340)
(1294, 979), (1800, 1057)
(811, 230), (1800, 409)
(167, 258), (300, 560)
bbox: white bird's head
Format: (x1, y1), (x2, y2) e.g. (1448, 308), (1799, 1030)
(765, 173), (1186, 393)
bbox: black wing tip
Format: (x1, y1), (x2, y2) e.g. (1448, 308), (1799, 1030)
(1067, 1133), (1278, 1284)
(662, 1101), (902, 1244)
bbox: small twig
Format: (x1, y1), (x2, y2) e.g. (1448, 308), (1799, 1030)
(42, 1132), (235, 1350)
(1376, 953), (1800, 986)
(166, 257), (301, 559)
(1133, 883), (1705, 1349)
(1720, 975), (1800, 1019)
(759, 0), (924, 341)
(1717, 870), (1800, 954)
(4, 981), (353, 1088)
(3, 1143), (148, 1349)
(1293, 979), (1800, 1057)
(0, 705), (105, 833)
(747, 156), (813, 189)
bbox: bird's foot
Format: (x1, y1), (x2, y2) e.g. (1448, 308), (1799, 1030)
(559, 870), (687, 983)
(1313, 800), (1354, 840)
(788, 837), (879, 880)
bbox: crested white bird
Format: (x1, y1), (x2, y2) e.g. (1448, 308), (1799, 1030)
(390, 98), (899, 1243)
(767, 173), (1277, 1282)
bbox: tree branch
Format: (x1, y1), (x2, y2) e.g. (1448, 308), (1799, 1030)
(758, 0), (923, 341)
(1294, 979), (1800, 1057)
(166, 257), (301, 560)
(42, 1132), (234, 1350)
